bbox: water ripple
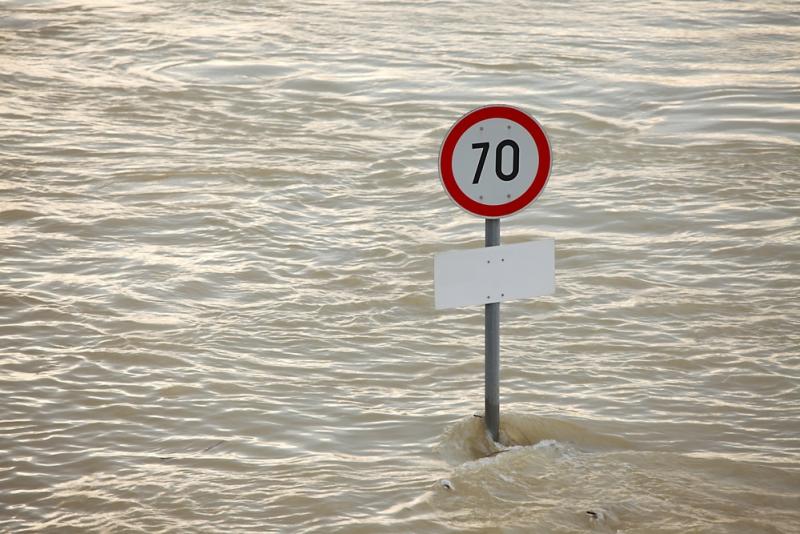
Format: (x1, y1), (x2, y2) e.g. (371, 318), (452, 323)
(2, 0), (799, 532)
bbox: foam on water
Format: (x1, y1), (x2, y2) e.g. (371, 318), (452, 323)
(432, 415), (799, 533)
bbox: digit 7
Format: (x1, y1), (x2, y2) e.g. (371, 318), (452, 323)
(471, 142), (490, 184)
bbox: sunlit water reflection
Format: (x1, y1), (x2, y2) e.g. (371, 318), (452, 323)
(1, 1), (799, 532)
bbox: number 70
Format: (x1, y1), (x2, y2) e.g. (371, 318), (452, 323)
(471, 139), (520, 184)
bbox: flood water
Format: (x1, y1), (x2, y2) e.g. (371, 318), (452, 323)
(1, 1), (799, 532)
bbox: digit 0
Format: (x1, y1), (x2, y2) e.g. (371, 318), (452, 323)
(495, 139), (519, 181)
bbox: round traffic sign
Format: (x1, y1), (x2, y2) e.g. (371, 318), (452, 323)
(438, 105), (552, 218)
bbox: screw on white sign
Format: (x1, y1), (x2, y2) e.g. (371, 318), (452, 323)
(439, 105), (552, 219)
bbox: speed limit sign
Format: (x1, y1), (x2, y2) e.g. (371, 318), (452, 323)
(438, 105), (552, 218)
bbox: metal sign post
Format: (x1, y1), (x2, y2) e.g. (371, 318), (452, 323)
(484, 218), (501, 441)
(436, 105), (553, 443)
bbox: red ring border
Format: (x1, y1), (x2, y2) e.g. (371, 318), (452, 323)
(438, 105), (552, 218)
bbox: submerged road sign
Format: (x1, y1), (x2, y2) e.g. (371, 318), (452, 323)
(439, 105), (552, 219)
(435, 105), (554, 443)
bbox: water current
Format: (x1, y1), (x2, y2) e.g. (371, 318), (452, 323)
(1, 1), (799, 532)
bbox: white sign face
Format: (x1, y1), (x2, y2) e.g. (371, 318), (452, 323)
(451, 118), (540, 206)
(434, 239), (555, 310)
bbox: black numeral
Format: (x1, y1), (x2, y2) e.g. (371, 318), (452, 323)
(471, 139), (520, 183)
(471, 142), (489, 184)
(496, 139), (519, 181)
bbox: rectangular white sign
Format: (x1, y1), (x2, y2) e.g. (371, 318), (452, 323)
(434, 239), (555, 310)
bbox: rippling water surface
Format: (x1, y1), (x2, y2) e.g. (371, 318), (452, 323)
(1, 1), (799, 532)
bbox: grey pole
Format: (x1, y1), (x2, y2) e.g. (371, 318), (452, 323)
(485, 218), (500, 442)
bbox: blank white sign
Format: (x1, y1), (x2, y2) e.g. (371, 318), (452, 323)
(434, 239), (555, 310)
